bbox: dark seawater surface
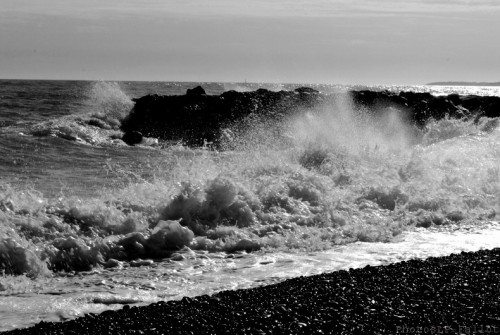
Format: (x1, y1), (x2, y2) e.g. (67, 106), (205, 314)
(1, 80), (500, 331)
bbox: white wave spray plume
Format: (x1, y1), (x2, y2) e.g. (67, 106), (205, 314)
(287, 92), (418, 156)
(84, 81), (134, 130)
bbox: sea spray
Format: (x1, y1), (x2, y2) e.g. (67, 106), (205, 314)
(28, 81), (133, 145)
(3, 114), (499, 276)
(287, 92), (417, 154)
(84, 81), (134, 130)
(2, 81), (500, 331)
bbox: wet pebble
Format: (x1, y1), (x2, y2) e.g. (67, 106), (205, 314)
(129, 259), (154, 267)
(6, 248), (500, 334)
(103, 259), (123, 269)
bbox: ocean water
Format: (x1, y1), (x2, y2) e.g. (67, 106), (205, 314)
(1, 80), (500, 331)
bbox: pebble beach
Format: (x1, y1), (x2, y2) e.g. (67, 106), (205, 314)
(4, 247), (500, 334)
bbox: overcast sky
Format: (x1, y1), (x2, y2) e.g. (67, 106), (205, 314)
(1, 0), (499, 85)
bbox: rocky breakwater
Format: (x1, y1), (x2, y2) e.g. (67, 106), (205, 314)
(352, 90), (500, 126)
(121, 86), (500, 147)
(121, 86), (323, 147)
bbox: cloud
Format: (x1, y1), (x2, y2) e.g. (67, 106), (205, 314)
(1, 0), (499, 22)
(350, 0), (500, 13)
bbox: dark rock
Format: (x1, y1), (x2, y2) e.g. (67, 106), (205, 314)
(122, 131), (143, 146)
(120, 89), (319, 148)
(120, 88), (500, 148)
(186, 86), (206, 95)
(294, 87), (319, 94)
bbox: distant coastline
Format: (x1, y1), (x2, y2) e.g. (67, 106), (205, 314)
(427, 81), (500, 86)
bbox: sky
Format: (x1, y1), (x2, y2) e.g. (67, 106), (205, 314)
(0, 0), (499, 85)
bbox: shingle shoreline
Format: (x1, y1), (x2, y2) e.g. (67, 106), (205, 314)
(4, 248), (500, 334)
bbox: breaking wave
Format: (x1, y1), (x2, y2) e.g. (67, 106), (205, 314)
(1, 91), (499, 277)
(26, 82), (133, 145)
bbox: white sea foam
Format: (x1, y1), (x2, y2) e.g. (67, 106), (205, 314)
(2, 94), (499, 277)
(1, 82), (500, 330)
(27, 81), (132, 145)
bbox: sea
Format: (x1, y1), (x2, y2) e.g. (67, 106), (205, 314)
(1, 80), (500, 331)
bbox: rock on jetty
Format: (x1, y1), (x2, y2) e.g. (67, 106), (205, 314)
(121, 86), (322, 146)
(121, 86), (500, 146)
(5, 248), (500, 334)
